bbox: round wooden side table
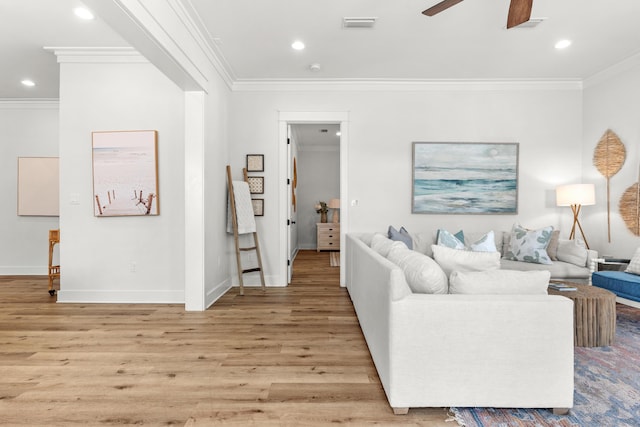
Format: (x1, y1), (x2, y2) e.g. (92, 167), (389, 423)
(548, 282), (616, 347)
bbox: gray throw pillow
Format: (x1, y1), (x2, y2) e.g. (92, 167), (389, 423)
(388, 226), (413, 250)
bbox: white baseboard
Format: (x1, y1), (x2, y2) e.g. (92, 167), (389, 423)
(56, 290), (184, 304)
(0, 266), (47, 275)
(205, 278), (232, 309)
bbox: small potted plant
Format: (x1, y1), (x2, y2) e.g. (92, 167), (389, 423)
(315, 201), (328, 223)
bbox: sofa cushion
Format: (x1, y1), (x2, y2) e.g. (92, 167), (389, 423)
(556, 239), (588, 267)
(431, 245), (501, 277)
(387, 245), (448, 294)
(626, 247), (640, 275)
(504, 224), (553, 265)
(592, 271), (640, 302)
(388, 226), (413, 250)
(499, 259), (589, 279)
(449, 270), (550, 295)
(371, 233), (408, 257)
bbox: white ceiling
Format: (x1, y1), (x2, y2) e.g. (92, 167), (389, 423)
(2, 0), (640, 99)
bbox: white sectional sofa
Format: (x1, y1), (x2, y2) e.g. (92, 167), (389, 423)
(346, 233), (575, 414)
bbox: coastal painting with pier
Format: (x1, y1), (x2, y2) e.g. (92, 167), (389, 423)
(412, 142), (518, 214)
(92, 130), (159, 216)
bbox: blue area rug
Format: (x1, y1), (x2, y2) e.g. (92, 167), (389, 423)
(451, 304), (640, 426)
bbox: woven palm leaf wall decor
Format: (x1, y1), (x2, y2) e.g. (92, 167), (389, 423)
(619, 179), (640, 236)
(593, 129), (626, 242)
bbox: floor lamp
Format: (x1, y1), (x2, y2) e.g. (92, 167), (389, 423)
(556, 184), (595, 249)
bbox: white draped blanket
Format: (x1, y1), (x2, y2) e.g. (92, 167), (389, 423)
(227, 181), (256, 234)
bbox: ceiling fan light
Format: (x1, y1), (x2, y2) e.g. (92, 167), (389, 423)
(555, 39), (572, 49)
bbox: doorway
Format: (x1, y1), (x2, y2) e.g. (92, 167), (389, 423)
(278, 112), (349, 287)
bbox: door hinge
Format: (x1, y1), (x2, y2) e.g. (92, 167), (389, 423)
(287, 219), (291, 226)
(287, 138), (291, 145)
(287, 178), (290, 185)
(287, 259), (291, 266)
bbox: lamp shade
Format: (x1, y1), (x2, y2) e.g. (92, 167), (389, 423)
(556, 184), (595, 206)
(328, 198), (340, 209)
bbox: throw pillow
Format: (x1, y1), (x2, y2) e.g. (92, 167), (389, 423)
(436, 229), (466, 250)
(387, 245), (448, 294)
(556, 239), (588, 267)
(626, 247), (640, 275)
(468, 230), (498, 253)
(547, 230), (561, 261)
(449, 270), (551, 295)
(371, 233), (407, 257)
(431, 244), (501, 277)
(388, 226), (413, 250)
(504, 224), (554, 265)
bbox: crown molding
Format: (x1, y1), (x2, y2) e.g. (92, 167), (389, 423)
(44, 47), (147, 63)
(232, 78), (583, 92)
(0, 99), (59, 109)
(583, 52), (640, 89)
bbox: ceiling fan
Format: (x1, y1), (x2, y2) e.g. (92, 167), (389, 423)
(422, 0), (533, 29)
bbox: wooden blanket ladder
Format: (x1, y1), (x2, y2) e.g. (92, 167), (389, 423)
(227, 165), (266, 295)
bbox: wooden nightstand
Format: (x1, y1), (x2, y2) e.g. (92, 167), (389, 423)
(317, 223), (340, 252)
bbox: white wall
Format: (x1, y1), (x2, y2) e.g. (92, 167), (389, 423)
(583, 57), (640, 257)
(229, 84), (584, 284)
(0, 101), (60, 274)
(297, 148), (340, 249)
(57, 56), (186, 303)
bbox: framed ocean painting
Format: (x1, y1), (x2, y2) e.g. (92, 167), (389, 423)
(412, 142), (519, 214)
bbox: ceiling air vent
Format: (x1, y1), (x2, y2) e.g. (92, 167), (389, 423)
(343, 17), (377, 28)
(511, 17), (547, 29)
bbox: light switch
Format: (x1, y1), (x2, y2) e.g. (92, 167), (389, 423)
(70, 193), (80, 205)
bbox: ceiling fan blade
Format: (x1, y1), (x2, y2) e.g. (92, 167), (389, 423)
(422, 0), (464, 17)
(506, 0), (533, 28)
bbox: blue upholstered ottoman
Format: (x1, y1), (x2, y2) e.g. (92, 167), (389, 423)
(592, 271), (640, 303)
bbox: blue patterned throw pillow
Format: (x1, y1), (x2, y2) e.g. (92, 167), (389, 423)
(436, 229), (466, 250)
(505, 224), (553, 265)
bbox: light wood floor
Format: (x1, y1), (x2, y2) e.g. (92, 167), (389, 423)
(0, 251), (452, 426)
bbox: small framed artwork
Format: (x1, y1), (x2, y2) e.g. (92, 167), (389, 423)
(252, 198), (264, 216)
(246, 154), (264, 172)
(247, 176), (264, 194)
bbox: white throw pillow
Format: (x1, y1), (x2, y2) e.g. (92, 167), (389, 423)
(468, 230), (498, 253)
(431, 245), (501, 277)
(626, 247), (640, 275)
(449, 270), (550, 295)
(371, 233), (407, 257)
(387, 245), (448, 294)
(556, 239), (588, 267)
(504, 223), (554, 265)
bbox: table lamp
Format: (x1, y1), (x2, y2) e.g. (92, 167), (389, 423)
(556, 183), (595, 249)
(328, 198), (340, 224)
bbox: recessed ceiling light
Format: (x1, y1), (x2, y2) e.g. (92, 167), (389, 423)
(309, 63), (321, 72)
(74, 7), (94, 20)
(21, 79), (35, 87)
(291, 40), (305, 50)
(336, 131), (341, 137)
(555, 39), (572, 49)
